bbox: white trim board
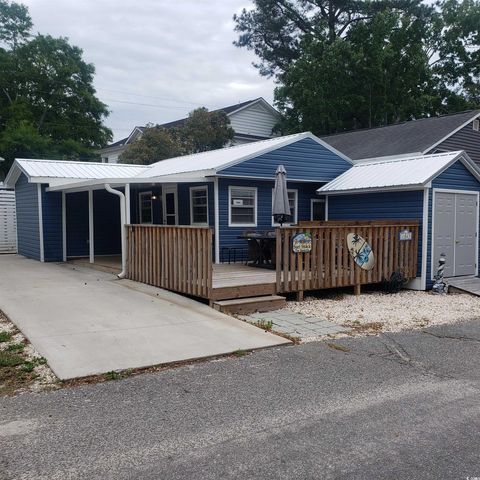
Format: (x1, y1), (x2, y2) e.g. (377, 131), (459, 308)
(430, 188), (479, 280)
(37, 184), (44, 262)
(421, 187), (429, 290)
(214, 177), (220, 264)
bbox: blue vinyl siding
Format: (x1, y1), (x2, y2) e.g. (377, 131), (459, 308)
(41, 187), (62, 261)
(66, 192), (89, 257)
(15, 173), (40, 260)
(218, 178), (319, 259)
(428, 161), (480, 284)
(219, 137), (351, 182)
(328, 191), (424, 278)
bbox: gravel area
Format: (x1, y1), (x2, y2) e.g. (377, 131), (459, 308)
(284, 290), (480, 333)
(0, 311), (58, 395)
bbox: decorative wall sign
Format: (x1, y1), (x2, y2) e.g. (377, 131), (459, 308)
(399, 229), (413, 241)
(233, 199), (244, 206)
(292, 232), (312, 253)
(346, 233), (375, 271)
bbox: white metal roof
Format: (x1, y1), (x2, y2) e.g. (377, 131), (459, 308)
(318, 151), (479, 194)
(4, 158), (149, 187)
(16, 158), (149, 178)
(135, 131), (351, 179)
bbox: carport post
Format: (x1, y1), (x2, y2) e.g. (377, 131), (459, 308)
(88, 190), (94, 263)
(125, 183), (131, 225)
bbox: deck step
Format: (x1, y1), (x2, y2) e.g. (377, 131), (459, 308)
(213, 295), (286, 315)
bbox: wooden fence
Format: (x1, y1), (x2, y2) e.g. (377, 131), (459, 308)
(126, 225), (213, 298)
(276, 221), (419, 296)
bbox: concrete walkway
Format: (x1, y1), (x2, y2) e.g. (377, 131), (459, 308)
(0, 255), (288, 380)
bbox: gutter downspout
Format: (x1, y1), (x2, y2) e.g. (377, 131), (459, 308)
(105, 184), (126, 278)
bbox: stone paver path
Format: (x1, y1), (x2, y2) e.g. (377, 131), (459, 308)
(241, 310), (350, 340)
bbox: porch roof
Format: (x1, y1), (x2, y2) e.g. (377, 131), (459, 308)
(318, 150), (480, 195)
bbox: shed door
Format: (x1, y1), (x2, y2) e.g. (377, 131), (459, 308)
(433, 191), (478, 277)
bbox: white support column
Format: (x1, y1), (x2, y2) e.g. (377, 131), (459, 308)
(325, 195), (329, 221)
(213, 177), (220, 264)
(125, 183), (131, 225)
(37, 184), (44, 262)
(62, 192), (67, 262)
(88, 190), (94, 263)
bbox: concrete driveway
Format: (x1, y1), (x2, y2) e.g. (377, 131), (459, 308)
(0, 255), (287, 379)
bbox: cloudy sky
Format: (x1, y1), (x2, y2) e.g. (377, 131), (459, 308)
(22, 0), (275, 141)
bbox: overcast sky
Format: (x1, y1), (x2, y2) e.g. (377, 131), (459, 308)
(22, 0), (275, 141)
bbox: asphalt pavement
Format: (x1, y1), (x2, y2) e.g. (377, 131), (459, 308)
(2, 319), (480, 479)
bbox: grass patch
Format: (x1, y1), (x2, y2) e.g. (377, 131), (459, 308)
(232, 349), (248, 358)
(104, 370), (121, 381)
(0, 351), (24, 367)
(7, 342), (25, 353)
(326, 342), (350, 352)
(252, 319), (273, 331)
(0, 331), (12, 343)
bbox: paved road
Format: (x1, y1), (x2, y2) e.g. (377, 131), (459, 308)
(2, 319), (480, 480)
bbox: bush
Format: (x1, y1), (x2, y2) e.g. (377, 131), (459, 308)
(382, 270), (408, 294)
(0, 351), (24, 368)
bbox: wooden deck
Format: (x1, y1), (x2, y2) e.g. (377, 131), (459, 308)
(447, 276), (480, 296)
(211, 264), (276, 301)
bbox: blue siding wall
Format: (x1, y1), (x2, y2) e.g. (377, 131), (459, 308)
(428, 161), (480, 284)
(66, 192), (89, 257)
(41, 187), (62, 261)
(219, 137), (351, 181)
(15, 173), (40, 260)
(218, 178), (319, 259)
(93, 190), (121, 255)
(328, 191), (424, 278)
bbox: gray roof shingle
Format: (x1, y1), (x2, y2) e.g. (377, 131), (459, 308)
(321, 110), (480, 160)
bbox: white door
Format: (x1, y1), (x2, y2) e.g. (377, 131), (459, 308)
(433, 191), (478, 277)
(162, 185), (178, 225)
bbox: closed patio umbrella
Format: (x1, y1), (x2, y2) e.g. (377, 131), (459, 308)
(272, 165), (291, 226)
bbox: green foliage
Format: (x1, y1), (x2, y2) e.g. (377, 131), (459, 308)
(234, 0), (480, 134)
(119, 108), (234, 165)
(0, 330), (12, 342)
(6, 342), (25, 352)
(0, 350), (23, 367)
(0, 1), (112, 177)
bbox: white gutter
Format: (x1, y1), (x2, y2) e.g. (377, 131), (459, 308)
(105, 184), (126, 279)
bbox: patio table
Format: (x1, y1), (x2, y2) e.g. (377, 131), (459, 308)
(237, 234), (276, 267)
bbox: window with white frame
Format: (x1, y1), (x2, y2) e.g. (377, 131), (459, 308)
(139, 191), (153, 224)
(229, 186), (257, 226)
(190, 186), (209, 226)
(311, 198), (326, 221)
(272, 189), (298, 225)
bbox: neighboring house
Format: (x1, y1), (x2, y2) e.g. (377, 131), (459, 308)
(321, 110), (480, 164)
(5, 132), (480, 291)
(98, 97), (281, 163)
(0, 182), (16, 254)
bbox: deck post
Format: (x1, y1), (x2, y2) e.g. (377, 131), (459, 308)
(214, 177), (220, 264)
(88, 190), (94, 263)
(296, 290), (304, 302)
(354, 284), (361, 295)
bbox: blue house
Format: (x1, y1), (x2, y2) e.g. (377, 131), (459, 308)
(5, 133), (480, 292)
(4, 132), (351, 269)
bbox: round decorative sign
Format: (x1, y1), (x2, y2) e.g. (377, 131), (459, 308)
(346, 233), (375, 271)
(292, 232), (312, 253)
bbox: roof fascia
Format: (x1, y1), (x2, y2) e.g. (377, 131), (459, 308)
(422, 151), (480, 185)
(318, 185), (426, 195)
(227, 98), (281, 119)
(423, 111), (480, 154)
(4, 161), (27, 188)
(125, 127), (144, 145)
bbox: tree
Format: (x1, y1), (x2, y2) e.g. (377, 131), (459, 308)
(118, 125), (184, 165)
(119, 108), (234, 165)
(0, 1), (112, 177)
(234, 0), (480, 134)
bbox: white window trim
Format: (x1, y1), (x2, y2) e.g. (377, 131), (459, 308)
(228, 185), (257, 227)
(138, 191), (153, 224)
(310, 198), (326, 221)
(271, 189), (298, 226)
(190, 186), (209, 226)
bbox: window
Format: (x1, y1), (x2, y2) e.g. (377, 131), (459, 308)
(139, 191), (153, 224)
(229, 186), (257, 226)
(474, 119), (480, 132)
(311, 198), (326, 221)
(272, 189), (298, 225)
(190, 186), (209, 226)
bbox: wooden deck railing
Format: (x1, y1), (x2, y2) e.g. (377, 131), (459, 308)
(276, 221), (419, 295)
(126, 225), (213, 299)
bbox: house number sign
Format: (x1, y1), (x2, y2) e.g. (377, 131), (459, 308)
(399, 229), (413, 241)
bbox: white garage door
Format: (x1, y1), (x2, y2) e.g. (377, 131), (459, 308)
(0, 189), (17, 254)
(433, 191), (478, 277)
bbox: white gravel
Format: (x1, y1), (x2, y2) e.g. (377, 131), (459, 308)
(285, 290), (480, 333)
